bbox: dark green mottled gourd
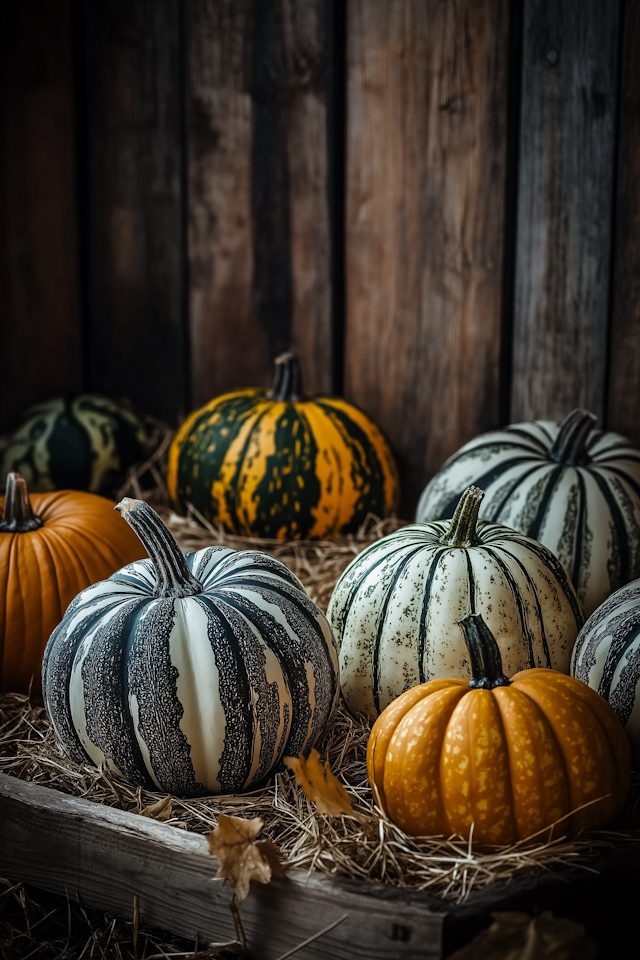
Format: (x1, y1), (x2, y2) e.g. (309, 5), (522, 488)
(1, 395), (148, 494)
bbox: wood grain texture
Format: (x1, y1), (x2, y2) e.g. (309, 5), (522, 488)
(186, 0), (333, 410)
(0, 0), (82, 435)
(344, 0), (509, 516)
(84, 0), (186, 425)
(511, 0), (621, 424)
(607, 1), (640, 444)
(0, 774), (443, 960)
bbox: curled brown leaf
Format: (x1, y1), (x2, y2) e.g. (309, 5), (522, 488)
(284, 749), (357, 818)
(206, 814), (285, 902)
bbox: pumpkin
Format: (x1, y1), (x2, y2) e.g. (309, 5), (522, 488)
(0, 472), (146, 693)
(42, 497), (340, 797)
(1, 394), (148, 494)
(571, 578), (640, 766)
(327, 486), (583, 721)
(416, 409), (640, 618)
(367, 613), (630, 844)
(167, 352), (399, 540)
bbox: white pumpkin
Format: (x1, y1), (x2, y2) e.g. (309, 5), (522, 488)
(572, 579), (640, 766)
(416, 409), (640, 617)
(328, 486), (583, 721)
(42, 498), (339, 797)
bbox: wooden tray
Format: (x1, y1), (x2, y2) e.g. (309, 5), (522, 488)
(2, 772), (639, 959)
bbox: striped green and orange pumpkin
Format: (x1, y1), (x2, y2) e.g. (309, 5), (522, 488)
(168, 353), (399, 540)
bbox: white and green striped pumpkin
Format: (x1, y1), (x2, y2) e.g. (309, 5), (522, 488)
(417, 409), (640, 618)
(571, 579), (640, 766)
(327, 486), (583, 721)
(2, 394), (148, 495)
(42, 499), (339, 797)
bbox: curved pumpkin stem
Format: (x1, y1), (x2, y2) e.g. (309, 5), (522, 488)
(548, 408), (597, 466)
(458, 614), (511, 690)
(440, 486), (484, 547)
(115, 498), (202, 599)
(267, 352), (303, 403)
(0, 472), (43, 533)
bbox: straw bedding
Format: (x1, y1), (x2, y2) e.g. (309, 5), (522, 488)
(2, 429), (640, 921)
(3, 507), (639, 910)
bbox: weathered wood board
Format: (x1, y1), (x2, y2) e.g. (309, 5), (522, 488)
(83, 0), (187, 425)
(0, 0), (82, 435)
(344, 0), (509, 514)
(607, 0), (640, 445)
(3, 772), (640, 957)
(511, 0), (621, 424)
(0, 774), (444, 960)
(186, 0), (334, 409)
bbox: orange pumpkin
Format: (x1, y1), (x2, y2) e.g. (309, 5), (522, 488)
(367, 613), (630, 845)
(0, 472), (146, 693)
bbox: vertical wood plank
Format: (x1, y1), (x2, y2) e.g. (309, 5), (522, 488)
(0, 0), (82, 435)
(607, 2), (640, 444)
(511, 0), (620, 424)
(186, 0), (333, 410)
(344, 0), (509, 515)
(84, 0), (185, 425)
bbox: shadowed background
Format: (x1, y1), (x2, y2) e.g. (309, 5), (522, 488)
(1, 0), (639, 517)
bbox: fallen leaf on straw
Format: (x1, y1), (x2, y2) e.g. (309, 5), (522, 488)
(207, 814), (285, 902)
(135, 795), (173, 821)
(449, 911), (599, 960)
(284, 748), (356, 817)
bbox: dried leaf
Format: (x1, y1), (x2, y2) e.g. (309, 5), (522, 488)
(135, 795), (173, 821)
(449, 911), (599, 960)
(284, 748), (355, 817)
(206, 814), (285, 902)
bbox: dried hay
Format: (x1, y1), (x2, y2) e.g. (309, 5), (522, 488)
(2, 420), (640, 914)
(3, 689), (638, 908)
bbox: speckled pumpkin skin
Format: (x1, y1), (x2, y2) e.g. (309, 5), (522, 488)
(367, 671), (630, 845)
(167, 389), (399, 541)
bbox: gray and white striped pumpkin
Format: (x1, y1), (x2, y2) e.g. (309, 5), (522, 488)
(571, 579), (640, 766)
(327, 486), (583, 721)
(417, 409), (640, 618)
(42, 498), (339, 797)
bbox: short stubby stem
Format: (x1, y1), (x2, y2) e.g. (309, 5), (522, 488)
(0, 473), (43, 533)
(115, 498), (202, 599)
(267, 352), (303, 403)
(548, 409), (597, 466)
(440, 486), (484, 548)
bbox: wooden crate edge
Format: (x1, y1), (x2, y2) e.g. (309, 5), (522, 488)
(0, 773), (444, 960)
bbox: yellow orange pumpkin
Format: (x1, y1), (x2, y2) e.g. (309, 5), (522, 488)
(367, 613), (630, 845)
(0, 472), (146, 693)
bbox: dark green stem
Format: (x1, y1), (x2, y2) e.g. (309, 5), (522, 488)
(0, 472), (43, 533)
(458, 614), (511, 689)
(548, 409), (597, 466)
(267, 352), (303, 403)
(116, 498), (202, 599)
(440, 486), (484, 547)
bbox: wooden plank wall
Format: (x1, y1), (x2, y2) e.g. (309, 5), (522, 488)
(344, 0), (509, 512)
(0, 1), (83, 432)
(1, 0), (640, 515)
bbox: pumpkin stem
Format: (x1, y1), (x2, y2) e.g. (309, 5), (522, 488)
(440, 486), (484, 547)
(267, 352), (303, 403)
(0, 472), (43, 533)
(115, 498), (202, 599)
(548, 409), (597, 466)
(458, 614), (511, 689)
